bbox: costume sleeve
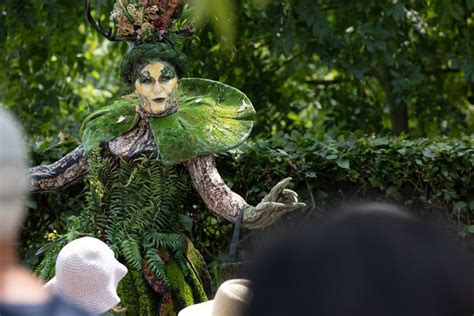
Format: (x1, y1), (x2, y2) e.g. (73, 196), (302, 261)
(184, 155), (248, 223)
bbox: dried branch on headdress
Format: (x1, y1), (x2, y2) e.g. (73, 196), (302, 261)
(96, 0), (186, 42)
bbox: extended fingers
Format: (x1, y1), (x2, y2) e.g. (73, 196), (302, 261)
(262, 177), (293, 202)
(282, 189), (298, 197)
(255, 201), (287, 212)
(280, 189), (298, 204)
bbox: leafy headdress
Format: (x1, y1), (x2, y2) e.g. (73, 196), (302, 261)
(85, 0), (191, 83)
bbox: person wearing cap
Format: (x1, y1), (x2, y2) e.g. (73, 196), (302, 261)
(45, 237), (128, 315)
(178, 279), (253, 316)
(0, 108), (92, 315)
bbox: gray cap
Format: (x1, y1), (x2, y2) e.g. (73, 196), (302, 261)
(0, 108), (28, 240)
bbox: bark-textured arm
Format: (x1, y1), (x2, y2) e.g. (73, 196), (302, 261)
(28, 124), (155, 193)
(184, 155), (248, 223)
(185, 155), (306, 229)
(28, 146), (88, 193)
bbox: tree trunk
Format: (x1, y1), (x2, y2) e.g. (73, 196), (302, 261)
(389, 100), (409, 136)
(384, 79), (409, 136)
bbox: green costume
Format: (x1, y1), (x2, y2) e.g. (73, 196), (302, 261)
(35, 2), (303, 314)
(37, 77), (255, 315)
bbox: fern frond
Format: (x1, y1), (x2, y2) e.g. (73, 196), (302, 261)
(121, 237), (143, 271)
(146, 249), (170, 288)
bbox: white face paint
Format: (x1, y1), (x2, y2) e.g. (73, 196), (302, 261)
(134, 61), (178, 115)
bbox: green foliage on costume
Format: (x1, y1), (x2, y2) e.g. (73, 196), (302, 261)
(150, 78), (255, 165)
(116, 269), (157, 315)
(82, 155), (208, 313)
(165, 255), (195, 309)
(92, 156), (188, 250)
(80, 98), (139, 154)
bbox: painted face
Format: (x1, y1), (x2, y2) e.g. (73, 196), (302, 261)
(134, 61), (178, 115)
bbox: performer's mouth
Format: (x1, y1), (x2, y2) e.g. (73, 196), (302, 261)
(153, 97), (166, 103)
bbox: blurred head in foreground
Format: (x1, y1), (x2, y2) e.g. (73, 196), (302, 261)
(246, 203), (474, 316)
(0, 109), (92, 315)
(0, 108), (28, 242)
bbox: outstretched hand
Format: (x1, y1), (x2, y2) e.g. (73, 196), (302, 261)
(243, 177), (305, 229)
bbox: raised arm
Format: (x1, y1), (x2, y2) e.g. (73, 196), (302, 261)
(185, 155), (305, 229)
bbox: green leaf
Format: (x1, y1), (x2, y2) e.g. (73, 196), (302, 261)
(305, 171), (317, 178)
(422, 149), (435, 158)
(368, 176), (381, 187)
(26, 199), (37, 209)
(387, 4), (405, 21)
(453, 201), (468, 211)
(337, 159), (350, 169)
(386, 186), (402, 200)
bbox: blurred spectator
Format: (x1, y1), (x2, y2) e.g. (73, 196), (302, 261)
(247, 203), (474, 316)
(179, 279), (252, 316)
(45, 237), (128, 315)
(0, 108), (92, 315)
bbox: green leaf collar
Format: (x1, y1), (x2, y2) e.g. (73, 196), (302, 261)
(81, 78), (255, 165)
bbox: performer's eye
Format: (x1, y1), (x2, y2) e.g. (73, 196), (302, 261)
(141, 78), (153, 84)
(160, 66), (176, 82)
(138, 71), (154, 84)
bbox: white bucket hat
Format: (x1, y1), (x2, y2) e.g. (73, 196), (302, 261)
(45, 237), (128, 314)
(178, 279), (253, 316)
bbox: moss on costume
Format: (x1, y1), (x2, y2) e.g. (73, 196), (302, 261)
(80, 98), (139, 154)
(117, 269), (157, 315)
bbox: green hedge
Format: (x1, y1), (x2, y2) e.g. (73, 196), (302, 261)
(194, 133), (474, 283)
(218, 133), (473, 228)
(23, 133), (474, 269)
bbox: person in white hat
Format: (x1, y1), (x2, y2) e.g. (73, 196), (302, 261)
(0, 108), (92, 316)
(45, 237), (128, 315)
(178, 279), (253, 316)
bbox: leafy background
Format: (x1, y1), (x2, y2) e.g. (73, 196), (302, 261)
(1, 0), (473, 283)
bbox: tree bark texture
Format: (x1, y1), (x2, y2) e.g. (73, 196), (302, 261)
(28, 145), (88, 193)
(185, 155), (247, 223)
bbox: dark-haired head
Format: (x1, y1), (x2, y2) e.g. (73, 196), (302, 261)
(247, 203), (474, 316)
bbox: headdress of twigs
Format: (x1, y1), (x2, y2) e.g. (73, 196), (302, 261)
(85, 0), (186, 43)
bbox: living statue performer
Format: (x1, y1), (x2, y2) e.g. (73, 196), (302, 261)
(30, 0), (305, 315)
